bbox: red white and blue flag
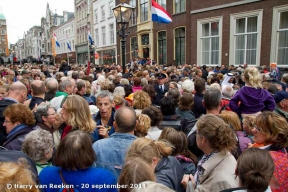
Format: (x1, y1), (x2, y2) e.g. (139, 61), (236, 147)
(151, 0), (172, 24)
(53, 33), (60, 47)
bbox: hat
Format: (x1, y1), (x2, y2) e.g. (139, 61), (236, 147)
(128, 73), (133, 78)
(183, 68), (190, 72)
(22, 70), (29, 75)
(95, 67), (102, 72)
(125, 93), (134, 102)
(170, 75), (178, 81)
(273, 91), (288, 103)
(163, 67), (168, 71)
(103, 68), (110, 73)
(216, 66), (220, 68)
(156, 73), (166, 79)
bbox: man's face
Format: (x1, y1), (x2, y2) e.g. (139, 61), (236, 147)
(198, 71), (203, 77)
(157, 78), (165, 85)
(96, 96), (113, 118)
(66, 80), (76, 95)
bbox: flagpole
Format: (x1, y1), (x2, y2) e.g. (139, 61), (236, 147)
(65, 29), (70, 65)
(150, 0), (154, 62)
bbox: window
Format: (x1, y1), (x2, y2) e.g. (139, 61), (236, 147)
(140, 0), (148, 22)
(158, 0), (166, 10)
(175, 0), (185, 14)
(102, 26), (106, 45)
(95, 9), (98, 23)
(175, 27), (185, 65)
(230, 10), (262, 66)
(197, 17), (222, 66)
(158, 31), (167, 65)
(131, 36), (138, 58)
(141, 34), (149, 45)
(1, 29), (6, 35)
(95, 29), (99, 46)
(271, 5), (288, 66)
(109, 1), (114, 16)
(130, 0), (137, 26)
(110, 24), (114, 44)
(101, 6), (105, 20)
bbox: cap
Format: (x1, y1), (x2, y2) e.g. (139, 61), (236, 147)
(273, 91), (288, 103)
(227, 73), (235, 76)
(128, 73), (133, 78)
(163, 67), (168, 71)
(183, 68), (190, 72)
(170, 74), (178, 81)
(156, 73), (166, 79)
(95, 67), (102, 72)
(103, 68), (111, 73)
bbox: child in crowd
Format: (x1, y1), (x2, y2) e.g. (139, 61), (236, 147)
(229, 67), (276, 118)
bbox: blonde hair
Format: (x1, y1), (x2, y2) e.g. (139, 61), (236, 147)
(242, 115), (255, 129)
(135, 114), (151, 137)
(219, 110), (242, 132)
(127, 138), (172, 164)
(133, 90), (151, 110)
(243, 67), (262, 88)
(64, 95), (96, 133)
(114, 94), (125, 106)
(0, 159), (39, 192)
(84, 80), (91, 95)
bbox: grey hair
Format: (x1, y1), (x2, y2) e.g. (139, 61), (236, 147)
(141, 78), (148, 87)
(45, 78), (58, 92)
(204, 88), (222, 110)
(22, 129), (53, 162)
(59, 79), (72, 92)
(222, 85), (234, 98)
(113, 87), (125, 97)
(209, 83), (221, 91)
(181, 79), (194, 93)
(120, 78), (130, 86)
(35, 103), (53, 123)
(96, 90), (114, 103)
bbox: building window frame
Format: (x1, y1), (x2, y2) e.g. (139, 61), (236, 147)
(130, 0), (137, 26)
(95, 9), (98, 23)
(140, 0), (148, 23)
(109, 24), (114, 44)
(174, 27), (186, 65)
(101, 5), (105, 21)
(131, 36), (138, 58)
(229, 10), (263, 66)
(109, 1), (114, 17)
(102, 26), (106, 46)
(270, 5), (288, 67)
(157, 0), (166, 10)
(95, 29), (99, 46)
(197, 16), (223, 66)
(158, 31), (167, 65)
(174, 0), (186, 14)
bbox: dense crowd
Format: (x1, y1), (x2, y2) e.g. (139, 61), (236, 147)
(0, 60), (287, 192)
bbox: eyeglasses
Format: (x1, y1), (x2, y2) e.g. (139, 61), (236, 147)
(254, 126), (263, 132)
(4, 120), (12, 123)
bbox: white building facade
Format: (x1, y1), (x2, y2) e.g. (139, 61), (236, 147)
(93, 0), (117, 65)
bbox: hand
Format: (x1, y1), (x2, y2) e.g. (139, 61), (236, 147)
(248, 143), (253, 148)
(97, 125), (109, 138)
(23, 99), (31, 107)
(181, 174), (195, 189)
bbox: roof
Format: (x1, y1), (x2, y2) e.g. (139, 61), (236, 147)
(0, 13), (6, 20)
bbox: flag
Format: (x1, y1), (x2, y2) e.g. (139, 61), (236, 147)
(151, 0), (172, 24)
(67, 42), (72, 52)
(53, 33), (60, 47)
(88, 30), (93, 45)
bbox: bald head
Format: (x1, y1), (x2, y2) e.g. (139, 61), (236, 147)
(9, 82), (27, 92)
(31, 80), (45, 97)
(114, 106), (136, 133)
(7, 82), (27, 103)
(45, 78), (58, 92)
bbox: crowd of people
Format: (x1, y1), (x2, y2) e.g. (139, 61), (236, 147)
(0, 60), (287, 192)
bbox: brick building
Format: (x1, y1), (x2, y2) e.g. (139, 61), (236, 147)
(0, 13), (9, 58)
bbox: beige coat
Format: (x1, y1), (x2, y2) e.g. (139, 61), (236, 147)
(195, 151), (238, 192)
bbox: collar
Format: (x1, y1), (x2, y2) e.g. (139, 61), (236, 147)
(7, 124), (30, 139)
(4, 97), (19, 103)
(110, 132), (137, 139)
(275, 107), (288, 119)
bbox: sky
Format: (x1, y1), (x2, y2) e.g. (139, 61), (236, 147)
(0, 0), (74, 44)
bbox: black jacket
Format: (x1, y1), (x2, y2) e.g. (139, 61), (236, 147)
(29, 97), (45, 110)
(155, 156), (185, 192)
(0, 99), (17, 146)
(191, 93), (206, 119)
(44, 91), (56, 101)
(153, 84), (169, 106)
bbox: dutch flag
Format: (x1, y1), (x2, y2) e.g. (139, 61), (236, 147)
(53, 33), (60, 47)
(151, 0), (172, 24)
(67, 42), (72, 52)
(88, 30), (93, 45)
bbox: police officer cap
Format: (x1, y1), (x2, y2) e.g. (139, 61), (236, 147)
(104, 68), (111, 73)
(156, 73), (166, 79)
(95, 67), (102, 72)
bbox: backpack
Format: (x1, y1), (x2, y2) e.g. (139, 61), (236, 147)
(269, 150), (288, 192)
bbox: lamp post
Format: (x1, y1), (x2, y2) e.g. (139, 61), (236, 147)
(112, 0), (134, 74)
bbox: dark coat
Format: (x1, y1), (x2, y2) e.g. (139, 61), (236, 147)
(153, 84), (169, 106)
(3, 124), (34, 151)
(0, 99), (17, 146)
(29, 97), (45, 110)
(155, 156), (185, 192)
(191, 93), (206, 118)
(44, 91), (56, 101)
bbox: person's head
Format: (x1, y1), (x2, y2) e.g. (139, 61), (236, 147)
(222, 85), (234, 98)
(76, 79), (87, 95)
(135, 114), (151, 137)
(142, 84), (156, 99)
(60, 95), (96, 132)
(195, 69), (203, 78)
(96, 90), (114, 118)
(119, 157), (156, 192)
(196, 114), (237, 154)
(203, 88), (222, 112)
(35, 103), (56, 128)
(59, 78), (76, 95)
(113, 86), (125, 98)
(178, 92), (194, 111)
(253, 111), (288, 148)
(123, 85), (133, 97)
(45, 78), (58, 93)
(53, 130), (95, 170)
(169, 82), (178, 90)
(242, 115), (255, 136)
(53, 112), (63, 131)
(114, 106), (137, 133)
(181, 79), (194, 93)
(126, 138), (172, 169)
(160, 96), (176, 116)
(30, 80), (45, 97)
(243, 67), (262, 88)
(0, 159), (38, 192)
(0, 84), (9, 100)
(194, 78), (206, 94)
(167, 88), (180, 105)
(159, 128), (197, 163)
(156, 73), (166, 85)
(22, 129), (54, 163)
(236, 148), (274, 192)
(219, 110), (242, 132)
(131, 181), (174, 192)
(133, 77), (141, 87)
(142, 106), (163, 127)
(273, 91), (288, 112)
(33, 73), (41, 80)
(3, 104), (35, 134)
(133, 90), (151, 110)
(7, 82), (28, 103)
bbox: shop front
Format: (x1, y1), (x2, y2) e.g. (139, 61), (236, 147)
(55, 52), (76, 64)
(76, 44), (88, 64)
(95, 47), (117, 65)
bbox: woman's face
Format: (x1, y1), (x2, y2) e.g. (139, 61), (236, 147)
(34, 76), (41, 80)
(3, 116), (19, 134)
(0, 87), (7, 100)
(60, 102), (69, 125)
(53, 113), (63, 130)
(169, 84), (176, 90)
(252, 126), (268, 144)
(44, 108), (56, 126)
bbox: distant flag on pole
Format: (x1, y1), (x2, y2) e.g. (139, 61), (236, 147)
(88, 30), (93, 45)
(53, 33), (60, 47)
(66, 34), (72, 52)
(151, 0), (172, 24)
